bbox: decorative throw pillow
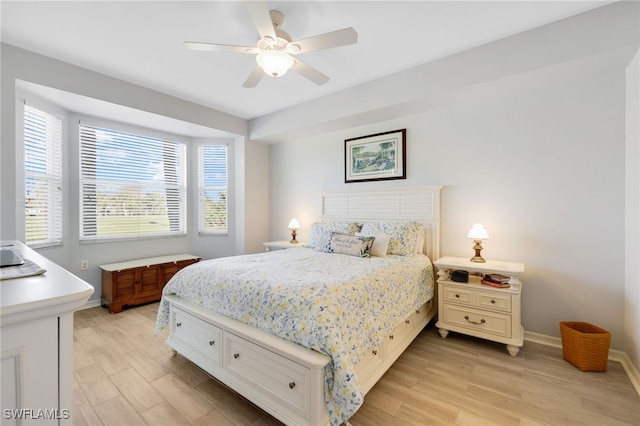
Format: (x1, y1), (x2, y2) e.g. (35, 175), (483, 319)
(360, 221), (423, 256)
(324, 233), (375, 258)
(355, 232), (390, 257)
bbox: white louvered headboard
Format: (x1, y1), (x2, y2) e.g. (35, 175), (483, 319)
(320, 185), (442, 261)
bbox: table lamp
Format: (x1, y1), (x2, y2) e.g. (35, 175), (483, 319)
(288, 218), (300, 244)
(467, 223), (489, 263)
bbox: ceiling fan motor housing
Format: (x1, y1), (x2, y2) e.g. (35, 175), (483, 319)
(256, 9), (300, 76)
(261, 10), (296, 51)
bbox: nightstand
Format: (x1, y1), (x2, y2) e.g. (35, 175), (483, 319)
(433, 256), (525, 356)
(263, 240), (309, 251)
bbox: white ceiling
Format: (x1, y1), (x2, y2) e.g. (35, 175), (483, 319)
(2, 1), (614, 121)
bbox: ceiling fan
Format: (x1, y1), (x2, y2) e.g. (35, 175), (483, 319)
(184, 1), (358, 88)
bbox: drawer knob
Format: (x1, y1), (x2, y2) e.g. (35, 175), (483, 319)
(372, 350), (378, 356)
(233, 353), (240, 359)
(491, 299), (496, 304)
(289, 382), (296, 389)
(389, 334), (394, 340)
(464, 315), (486, 325)
(209, 340), (215, 346)
(455, 294), (460, 298)
(176, 322), (182, 327)
(405, 319), (410, 324)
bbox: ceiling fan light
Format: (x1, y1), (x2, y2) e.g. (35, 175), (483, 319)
(256, 50), (295, 77)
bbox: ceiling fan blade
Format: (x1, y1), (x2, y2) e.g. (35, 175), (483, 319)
(184, 41), (257, 54)
(291, 60), (330, 86)
(291, 27), (358, 54)
(242, 65), (265, 88)
(244, 1), (277, 41)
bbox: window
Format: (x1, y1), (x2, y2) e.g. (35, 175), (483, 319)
(24, 104), (63, 247)
(198, 144), (228, 234)
(79, 123), (187, 241)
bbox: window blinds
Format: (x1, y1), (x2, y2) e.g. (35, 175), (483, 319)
(79, 123), (187, 240)
(24, 104), (63, 247)
(198, 144), (228, 234)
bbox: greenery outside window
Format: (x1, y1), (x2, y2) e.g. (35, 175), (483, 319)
(79, 123), (187, 241)
(198, 144), (228, 234)
(24, 104), (63, 247)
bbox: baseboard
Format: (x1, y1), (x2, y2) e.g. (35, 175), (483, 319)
(81, 298), (102, 310)
(524, 330), (640, 398)
(524, 330), (562, 348)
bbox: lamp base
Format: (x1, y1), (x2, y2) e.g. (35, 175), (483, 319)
(470, 240), (486, 263)
(289, 229), (298, 244)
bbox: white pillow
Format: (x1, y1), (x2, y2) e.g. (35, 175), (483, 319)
(356, 232), (391, 257)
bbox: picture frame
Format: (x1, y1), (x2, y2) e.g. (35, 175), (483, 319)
(344, 129), (406, 183)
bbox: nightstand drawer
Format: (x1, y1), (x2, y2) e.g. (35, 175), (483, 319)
(442, 285), (512, 313)
(442, 305), (511, 338)
(477, 291), (511, 312)
(443, 286), (473, 305)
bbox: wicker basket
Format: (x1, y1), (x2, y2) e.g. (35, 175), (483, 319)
(560, 322), (611, 372)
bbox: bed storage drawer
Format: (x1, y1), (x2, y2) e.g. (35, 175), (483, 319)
(356, 345), (383, 387)
(442, 305), (511, 338)
(224, 332), (309, 419)
(169, 307), (222, 369)
(386, 314), (413, 356)
(414, 300), (432, 325)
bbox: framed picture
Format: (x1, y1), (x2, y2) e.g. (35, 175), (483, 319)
(345, 129), (406, 183)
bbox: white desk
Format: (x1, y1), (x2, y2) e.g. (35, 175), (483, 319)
(1, 240), (94, 425)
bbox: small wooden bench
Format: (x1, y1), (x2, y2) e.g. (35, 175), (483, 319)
(100, 254), (200, 313)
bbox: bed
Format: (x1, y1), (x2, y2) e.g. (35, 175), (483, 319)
(155, 186), (442, 426)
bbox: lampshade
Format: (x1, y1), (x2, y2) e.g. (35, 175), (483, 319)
(467, 223), (489, 240)
(288, 218), (300, 230)
(256, 50), (295, 77)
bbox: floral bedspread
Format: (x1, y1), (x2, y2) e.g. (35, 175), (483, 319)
(155, 248), (434, 425)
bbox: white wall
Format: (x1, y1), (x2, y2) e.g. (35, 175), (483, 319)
(0, 44), (269, 304)
(269, 66), (628, 349)
(263, 1), (638, 356)
(625, 50), (640, 370)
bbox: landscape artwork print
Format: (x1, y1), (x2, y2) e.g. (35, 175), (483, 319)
(345, 129), (406, 183)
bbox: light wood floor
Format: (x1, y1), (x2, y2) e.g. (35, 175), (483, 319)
(73, 302), (640, 426)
